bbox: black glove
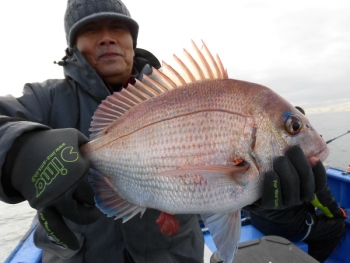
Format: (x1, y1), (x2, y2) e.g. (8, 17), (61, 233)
(255, 145), (327, 209)
(5, 128), (100, 250)
(312, 185), (347, 219)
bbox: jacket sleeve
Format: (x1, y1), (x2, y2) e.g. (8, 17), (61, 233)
(0, 83), (52, 203)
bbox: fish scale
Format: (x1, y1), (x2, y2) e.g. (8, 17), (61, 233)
(81, 41), (329, 263)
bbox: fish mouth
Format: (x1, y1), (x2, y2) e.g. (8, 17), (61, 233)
(307, 145), (330, 166)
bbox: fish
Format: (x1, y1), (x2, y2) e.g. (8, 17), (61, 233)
(80, 40), (329, 263)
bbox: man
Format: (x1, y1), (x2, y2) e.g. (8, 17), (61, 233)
(0, 1), (204, 262)
(0, 0), (334, 262)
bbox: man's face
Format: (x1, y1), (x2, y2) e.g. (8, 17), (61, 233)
(76, 18), (134, 84)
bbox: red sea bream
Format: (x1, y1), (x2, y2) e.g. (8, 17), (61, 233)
(80, 41), (329, 263)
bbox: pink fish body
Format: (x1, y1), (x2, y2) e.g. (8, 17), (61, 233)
(81, 41), (329, 263)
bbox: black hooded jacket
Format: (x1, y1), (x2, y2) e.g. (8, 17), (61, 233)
(0, 47), (204, 263)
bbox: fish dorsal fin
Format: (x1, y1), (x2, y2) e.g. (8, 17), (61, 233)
(89, 40), (228, 140)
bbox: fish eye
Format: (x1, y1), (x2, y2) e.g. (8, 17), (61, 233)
(284, 115), (302, 135)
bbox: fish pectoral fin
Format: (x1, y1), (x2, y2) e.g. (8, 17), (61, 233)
(201, 210), (241, 263)
(88, 169), (146, 223)
(149, 165), (249, 179)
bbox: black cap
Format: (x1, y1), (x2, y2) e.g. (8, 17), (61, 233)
(64, 0), (139, 48)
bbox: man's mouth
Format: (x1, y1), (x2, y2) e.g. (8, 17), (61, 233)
(99, 52), (121, 59)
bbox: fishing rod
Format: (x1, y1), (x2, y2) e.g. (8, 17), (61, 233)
(326, 130), (350, 144)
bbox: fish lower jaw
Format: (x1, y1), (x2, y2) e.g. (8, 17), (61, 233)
(307, 146), (330, 166)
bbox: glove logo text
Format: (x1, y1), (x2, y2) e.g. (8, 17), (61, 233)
(32, 143), (79, 197)
(39, 213), (68, 249)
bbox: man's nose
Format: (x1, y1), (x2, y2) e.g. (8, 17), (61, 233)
(98, 29), (116, 46)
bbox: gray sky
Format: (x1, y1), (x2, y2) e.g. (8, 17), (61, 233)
(1, 0), (349, 114)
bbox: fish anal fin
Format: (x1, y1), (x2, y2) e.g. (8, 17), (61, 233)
(201, 211), (241, 263)
(88, 169), (146, 222)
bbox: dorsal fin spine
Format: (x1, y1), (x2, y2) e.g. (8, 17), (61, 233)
(108, 96), (131, 111)
(120, 89), (143, 104)
(201, 40), (221, 78)
(134, 79), (159, 97)
(115, 93), (137, 107)
(100, 103), (125, 115)
(183, 48), (205, 80)
(126, 84), (151, 101)
(192, 42), (214, 79)
(150, 67), (177, 90)
(160, 61), (187, 86)
(142, 74), (169, 93)
(216, 54), (228, 78)
(173, 54), (196, 83)
(93, 111), (122, 119)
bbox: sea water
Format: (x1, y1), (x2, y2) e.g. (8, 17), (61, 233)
(0, 111), (349, 262)
(308, 111), (350, 170)
(0, 201), (36, 262)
